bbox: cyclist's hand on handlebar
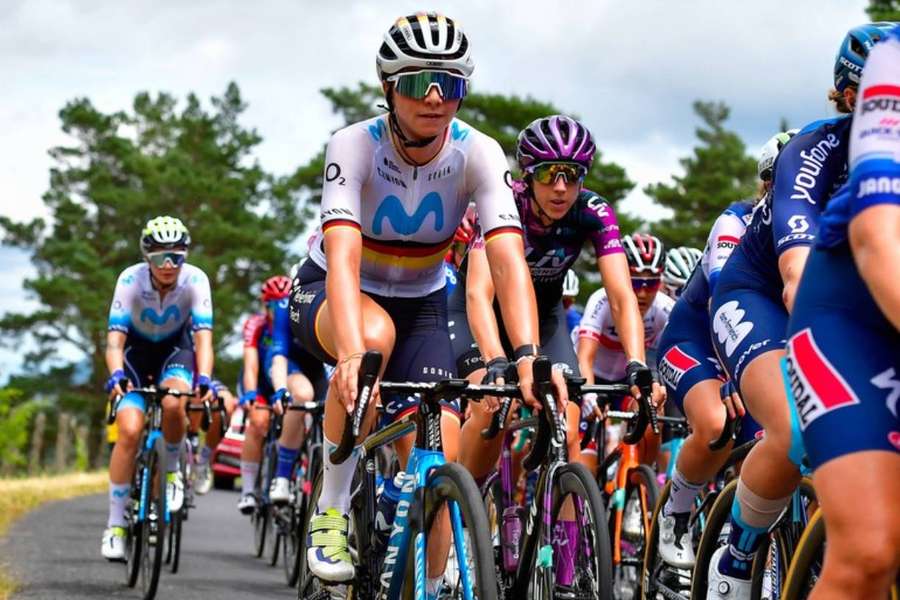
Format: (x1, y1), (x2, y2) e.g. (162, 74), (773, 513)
(625, 359), (652, 402)
(720, 380), (745, 420)
(194, 374), (213, 404)
(272, 388), (291, 415)
(333, 352), (363, 414)
(238, 390), (257, 408)
(515, 357), (540, 411)
(105, 369), (131, 402)
(550, 364), (570, 412)
(480, 357), (508, 412)
(650, 381), (666, 410)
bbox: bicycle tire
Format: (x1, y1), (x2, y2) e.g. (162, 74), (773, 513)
(521, 463), (612, 600)
(168, 509), (183, 574)
(296, 471), (329, 600)
(253, 442), (275, 558)
(480, 475), (510, 595)
(286, 444), (320, 586)
(125, 453), (145, 588)
(140, 435), (168, 600)
(167, 442), (190, 574)
(407, 462), (499, 600)
(690, 479), (737, 600)
(614, 464), (658, 600)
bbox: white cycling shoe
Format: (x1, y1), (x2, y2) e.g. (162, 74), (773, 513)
(101, 526), (127, 561)
(270, 477), (291, 504)
(194, 456), (213, 496)
(237, 493), (257, 515)
(307, 508), (355, 583)
(658, 510), (695, 568)
(166, 471), (184, 512)
(707, 546), (752, 600)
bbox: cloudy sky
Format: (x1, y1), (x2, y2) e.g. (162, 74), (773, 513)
(0, 0), (872, 376)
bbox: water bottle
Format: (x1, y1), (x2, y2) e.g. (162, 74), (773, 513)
(501, 505), (523, 572)
(374, 474), (402, 558)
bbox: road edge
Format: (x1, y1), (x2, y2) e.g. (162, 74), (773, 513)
(0, 471), (107, 600)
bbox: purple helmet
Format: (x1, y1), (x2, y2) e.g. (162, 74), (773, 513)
(516, 115), (596, 171)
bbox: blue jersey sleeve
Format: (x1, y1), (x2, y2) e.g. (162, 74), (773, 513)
(771, 119), (851, 256)
(269, 298), (292, 359)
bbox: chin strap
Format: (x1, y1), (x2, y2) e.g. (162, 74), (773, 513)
(148, 268), (176, 294)
(389, 111), (438, 148)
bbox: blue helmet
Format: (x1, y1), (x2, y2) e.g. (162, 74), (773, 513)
(833, 23), (897, 92)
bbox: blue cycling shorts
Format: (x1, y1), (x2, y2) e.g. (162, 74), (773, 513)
(709, 247), (788, 393)
(785, 245), (900, 470)
(118, 327), (195, 413)
(289, 260), (460, 426)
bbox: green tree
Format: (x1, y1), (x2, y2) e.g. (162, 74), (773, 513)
(286, 82), (636, 304)
(866, 0), (900, 20)
(643, 101), (757, 249)
(0, 83), (309, 459)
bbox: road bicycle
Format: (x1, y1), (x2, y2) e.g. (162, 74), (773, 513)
(298, 350), (503, 600)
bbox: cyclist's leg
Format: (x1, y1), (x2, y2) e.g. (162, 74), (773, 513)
(159, 348), (194, 473)
(205, 386), (236, 450)
(709, 285), (801, 588)
(273, 370), (314, 494)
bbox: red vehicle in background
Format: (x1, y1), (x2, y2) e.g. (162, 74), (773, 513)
(211, 407), (245, 490)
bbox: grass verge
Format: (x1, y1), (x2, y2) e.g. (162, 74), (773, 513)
(0, 471), (107, 600)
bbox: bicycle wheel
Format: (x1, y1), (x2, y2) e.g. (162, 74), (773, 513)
(125, 454), (145, 588)
(140, 435), (168, 600)
(522, 463), (613, 600)
(285, 444), (319, 586)
(614, 464), (659, 600)
(296, 471), (331, 600)
(480, 475), (511, 594)
(408, 462), (498, 600)
(253, 443), (275, 558)
(690, 479), (737, 600)
(168, 509), (183, 574)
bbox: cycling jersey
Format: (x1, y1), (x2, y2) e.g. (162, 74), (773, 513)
(307, 115), (522, 298)
(738, 117), (853, 287)
(464, 181), (623, 315)
(576, 288), (673, 381)
(108, 263), (213, 342)
(785, 28), (900, 469)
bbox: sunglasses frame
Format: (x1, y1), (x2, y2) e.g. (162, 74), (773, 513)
(528, 162), (588, 185)
(631, 276), (662, 291)
(387, 70), (469, 100)
(146, 250), (188, 268)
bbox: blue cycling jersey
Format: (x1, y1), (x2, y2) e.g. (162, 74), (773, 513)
(739, 116), (853, 286)
(269, 298), (303, 360)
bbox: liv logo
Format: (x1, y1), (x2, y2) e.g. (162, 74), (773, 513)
(372, 192), (443, 235)
(140, 306), (181, 326)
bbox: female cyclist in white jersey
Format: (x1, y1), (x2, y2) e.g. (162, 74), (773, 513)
(288, 13), (564, 588)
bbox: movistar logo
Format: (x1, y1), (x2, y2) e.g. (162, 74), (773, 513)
(140, 306), (181, 326)
(372, 192), (443, 235)
(368, 119), (387, 141)
(450, 121), (469, 141)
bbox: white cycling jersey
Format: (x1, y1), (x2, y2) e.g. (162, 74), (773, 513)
(575, 288), (673, 381)
(308, 115), (522, 297)
(108, 263), (213, 343)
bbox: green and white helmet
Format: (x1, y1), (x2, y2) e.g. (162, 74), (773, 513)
(663, 246), (702, 291)
(757, 129), (799, 181)
(140, 216), (191, 254)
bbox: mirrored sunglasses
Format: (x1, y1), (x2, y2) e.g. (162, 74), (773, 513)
(146, 250), (187, 268)
(631, 277), (661, 292)
(388, 70), (468, 100)
(529, 162), (588, 185)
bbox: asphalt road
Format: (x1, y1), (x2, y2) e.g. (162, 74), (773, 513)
(1, 489), (298, 599)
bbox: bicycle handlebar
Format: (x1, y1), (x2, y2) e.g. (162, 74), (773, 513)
(330, 351), (383, 465)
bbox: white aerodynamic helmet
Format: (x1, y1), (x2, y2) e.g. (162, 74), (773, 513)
(376, 12), (474, 80)
(563, 269), (580, 297)
(663, 246), (702, 291)
(758, 129), (799, 181)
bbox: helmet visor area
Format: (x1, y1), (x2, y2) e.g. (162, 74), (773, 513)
(388, 70), (468, 100)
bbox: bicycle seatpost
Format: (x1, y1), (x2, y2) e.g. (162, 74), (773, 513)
(331, 350), (382, 464)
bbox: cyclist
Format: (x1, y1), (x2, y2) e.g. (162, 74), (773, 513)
(449, 115), (658, 588)
(575, 233), (672, 464)
(653, 132), (794, 568)
(266, 275), (322, 504)
(289, 13), (562, 591)
(102, 216), (213, 560)
(705, 24), (896, 599)
(661, 246), (702, 299)
(783, 24), (900, 599)
(562, 269), (582, 334)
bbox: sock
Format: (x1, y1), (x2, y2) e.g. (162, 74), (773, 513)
(165, 442), (180, 472)
(317, 434), (360, 514)
(276, 445), (299, 479)
(108, 482), (131, 528)
(664, 468), (704, 517)
(240, 461), (260, 496)
(552, 520), (578, 586)
(718, 480), (790, 579)
(426, 576), (443, 597)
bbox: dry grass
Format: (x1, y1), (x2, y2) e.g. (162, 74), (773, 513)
(0, 471), (107, 599)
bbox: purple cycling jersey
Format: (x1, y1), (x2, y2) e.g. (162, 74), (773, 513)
(466, 180), (623, 315)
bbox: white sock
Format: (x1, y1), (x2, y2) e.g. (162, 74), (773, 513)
(165, 442), (181, 472)
(240, 461), (259, 496)
(426, 576), (443, 596)
(317, 435), (360, 514)
(664, 468), (704, 516)
(108, 482), (131, 528)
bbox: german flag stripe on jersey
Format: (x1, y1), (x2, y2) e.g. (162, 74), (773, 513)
(322, 219), (361, 233)
(483, 226), (522, 244)
(360, 234), (453, 270)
